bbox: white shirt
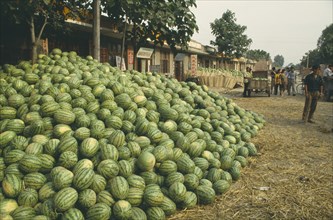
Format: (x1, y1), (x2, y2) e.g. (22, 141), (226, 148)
(323, 67), (333, 77)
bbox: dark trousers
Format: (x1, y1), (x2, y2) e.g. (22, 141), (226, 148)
(243, 82), (251, 97)
(302, 92), (319, 121)
(274, 84), (281, 95)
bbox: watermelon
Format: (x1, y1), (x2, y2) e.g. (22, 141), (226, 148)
(137, 151), (156, 171)
(78, 189), (96, 208)
(0, 199), (19, 215)
(86, 203), (111, 220)
(109, 176), (129, 200)
(62, 208), (84, 220)
(196, 185), (216, 204)
(73, 168), (95, 190)
(54, 187), (78, 212)
(18, 188), (38, 207)
(113, 200), (132, 220)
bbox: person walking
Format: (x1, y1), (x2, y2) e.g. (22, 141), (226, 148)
(274, 69), (282, 95)
(302, 65), (324, 123)
(287, 66), (296, 96)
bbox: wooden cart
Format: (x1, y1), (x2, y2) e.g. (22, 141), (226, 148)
(248, 71), (271, 97)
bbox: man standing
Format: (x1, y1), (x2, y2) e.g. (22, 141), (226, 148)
(243, 67), (252, 97)
(302, 65), (324, 123)
(323, 64), (333, 101)
(287, 66), (296, 96)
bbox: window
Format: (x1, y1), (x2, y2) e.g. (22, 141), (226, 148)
(160, 51), (169, 73)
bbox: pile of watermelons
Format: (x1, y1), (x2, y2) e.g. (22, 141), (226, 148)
(0, 49), (265, 220)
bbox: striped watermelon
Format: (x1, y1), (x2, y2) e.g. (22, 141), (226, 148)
(62, 208), (84, 220)
(23, 172), (47, 190)
(109, 176), (129, 200)
(73, 168), (95, 190)
(137, 152), (156, 171)
(146, 207), (165, 220)
(97, 159), (119, 179)
(2, 174), (23, 198)
(78, 189), (96, 208)
(96, 190), (115, 206)
(80, 137), (99, 158)
(89, 174), (107, 193)
(19, 154), (42, 173)
(51, 167), (74, 190)
(86, 203), (111, 220)
(54, 187), (78, 212)
(18, 188), (38, 207)
(109, 130), (126, 148)
(113, 200), (132, 220)
(131, 207), (147, 220)
(143, 185), (164, 206)
(126, 187), (144, 207)
(196, 185), (216, 204)
(54, 109), (76, 125)
(168, 182), (187, 203)
(10, 206), (36, 220)
(0, 199), (19, 215)
(38, 182), (56, 202)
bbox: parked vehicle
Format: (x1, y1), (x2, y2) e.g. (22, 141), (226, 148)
(248, 71), (271, 97)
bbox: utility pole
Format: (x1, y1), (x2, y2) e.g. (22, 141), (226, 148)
(93, 0), (100, 61)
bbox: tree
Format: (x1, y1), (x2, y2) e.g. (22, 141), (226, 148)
(300, 49), (321, 68)
(273, 55), (284, 68)
(210, 10), (252, 58)
(102, 0), (198, 60)
(317, 23), (333, 64)
(103, 0), (198, 49)
(0, 0), (83, 63)
(246, 49), (270, 61)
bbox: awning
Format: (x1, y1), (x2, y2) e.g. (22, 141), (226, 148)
(136, 47), (154, 59)
(175, 53), (186, 61)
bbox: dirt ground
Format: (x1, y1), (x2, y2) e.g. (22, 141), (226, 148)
(171, 88), (333, 220)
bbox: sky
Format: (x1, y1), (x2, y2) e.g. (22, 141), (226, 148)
(191, 0), (333, 65)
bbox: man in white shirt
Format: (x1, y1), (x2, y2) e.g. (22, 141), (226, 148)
(323, 64), (333, 78)
(323, 64), (333, 101)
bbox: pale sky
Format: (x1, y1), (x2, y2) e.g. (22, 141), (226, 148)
(191, 0), (333, 65)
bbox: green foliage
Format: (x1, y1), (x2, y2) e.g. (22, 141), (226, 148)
(317, 23), (333, 64)
(102, 0), (198, 52)
(246, 49), (270, 61)
(273, 55), (284, 68)
(300, 24), (333, 66)
(0, 0), (82, 29)
(210, 10), (252, 58)
(0, 0), (85, 62)
(300, 49), (321, 68)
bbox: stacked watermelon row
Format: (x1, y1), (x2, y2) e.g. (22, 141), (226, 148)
(0, 49), (265, 220)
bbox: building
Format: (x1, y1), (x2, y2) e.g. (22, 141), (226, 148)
(0, 15), (255, 82)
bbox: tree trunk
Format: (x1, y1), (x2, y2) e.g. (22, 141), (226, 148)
(93, 0), (100, 61)
(29, 15), (48, 64)
(30, 16), (37, 64)
(120, 20), (127, 71)
(133, 23), (137, 70)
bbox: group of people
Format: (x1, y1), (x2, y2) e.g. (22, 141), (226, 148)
(270, 66), (297, 96)
(270, 65), (325, 123)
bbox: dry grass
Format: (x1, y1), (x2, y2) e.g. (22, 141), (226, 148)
(170, 89), (333, 220)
